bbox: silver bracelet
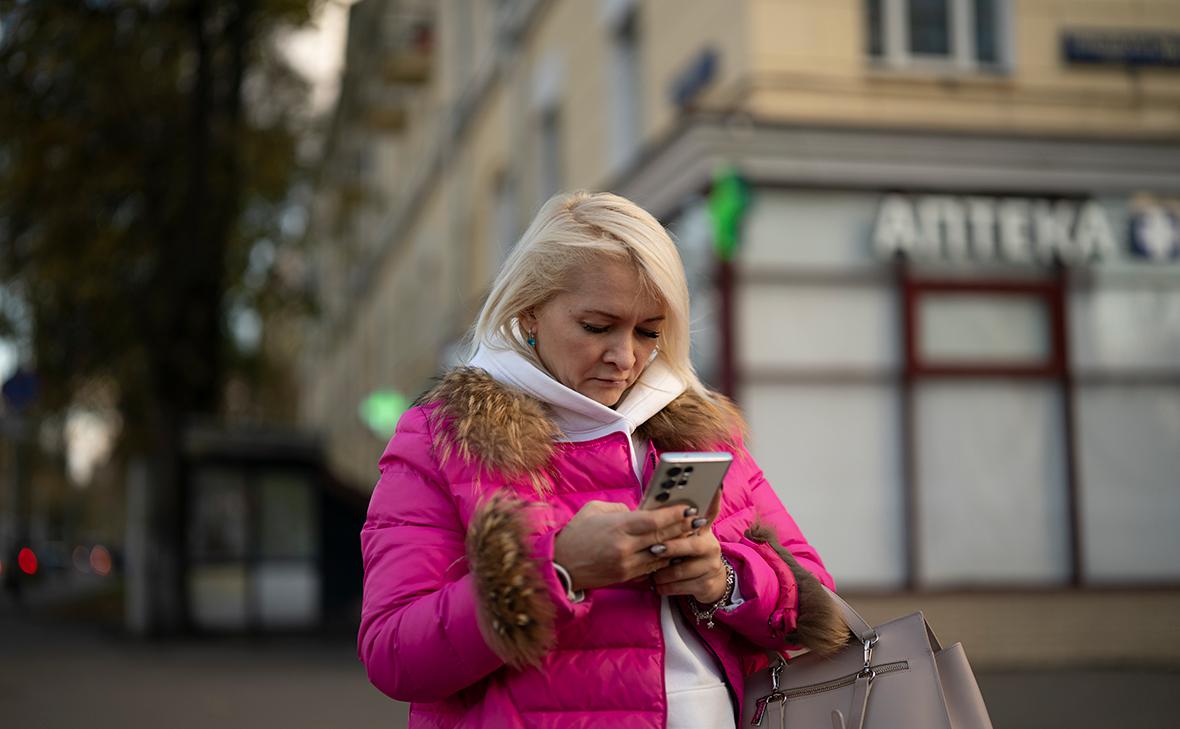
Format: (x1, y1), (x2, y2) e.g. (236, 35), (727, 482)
(689, 555), (736, 629)
(552, 561), (585, 603)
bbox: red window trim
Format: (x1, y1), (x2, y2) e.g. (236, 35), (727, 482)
(902, 276), (1068, 378)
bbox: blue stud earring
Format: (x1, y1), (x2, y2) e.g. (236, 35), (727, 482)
(527, 331), (537, 348)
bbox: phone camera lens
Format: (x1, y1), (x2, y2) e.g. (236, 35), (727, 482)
(667, 467), (682, 477)
(660, 479), (676, 490)
(683, 466), (694, 474)
(655, 491), (670, 502)
(678, 479), (689, 486)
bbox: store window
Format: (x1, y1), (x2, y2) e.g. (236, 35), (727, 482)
(917, 293), (1050, 364)
(491, 171), (519, 267)
(727, 188), (1179, 591)
(448, 0), (474, 98)
(726, 189), (907, 590)
(531, 51), (564, 206)
(865, 0), (1004, 70)
(1070, 280), (1180, 583)
(537, 106), (563, 203)
(188, 468), (250, 629)
(914, 380), (1070, 585)
(1076, 386), (1180, 582)
(910, 284), (1062, 374)
(187, 465), (321, 631)
(905, 278), (1073, 587)
(744, 383), (907, 588)
(257, 472), (319, 628)
(607, 4), (643, 173)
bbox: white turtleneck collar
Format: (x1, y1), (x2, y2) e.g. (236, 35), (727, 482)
(466, 342), (687, 445)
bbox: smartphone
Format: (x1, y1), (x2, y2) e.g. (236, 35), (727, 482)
(638, 451), (733, 512)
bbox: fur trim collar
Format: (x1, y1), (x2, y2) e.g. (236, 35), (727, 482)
(420, 367), (561, 482)
(419, 367), (745, 482)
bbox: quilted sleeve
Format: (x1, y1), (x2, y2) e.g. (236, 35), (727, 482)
(357, 407), (596, 702)
(357, 407), (506, 702)
(712, 445), (847, 656)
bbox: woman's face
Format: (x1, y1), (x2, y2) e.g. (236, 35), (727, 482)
(522, 258), (666, 407)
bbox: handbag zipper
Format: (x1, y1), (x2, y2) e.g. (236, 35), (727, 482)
(780, 660), (909, 701)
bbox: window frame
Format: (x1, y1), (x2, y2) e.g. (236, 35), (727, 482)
(536, 105), (563, 205)
(607, 5), (643, 175)
(869, 0), (1010, 73)
(904, 278), (1067, 378)
(900, 269), (1082, 590)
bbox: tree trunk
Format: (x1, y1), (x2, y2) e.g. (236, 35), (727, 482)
(125, 403), (186, 636)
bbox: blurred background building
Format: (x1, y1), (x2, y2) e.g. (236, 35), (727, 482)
(302, 0), (1180, 679)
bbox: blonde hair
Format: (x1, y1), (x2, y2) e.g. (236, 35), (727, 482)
(469, 190), (711, 398)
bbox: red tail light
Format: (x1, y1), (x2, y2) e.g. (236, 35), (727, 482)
(18, 547), (38, 575)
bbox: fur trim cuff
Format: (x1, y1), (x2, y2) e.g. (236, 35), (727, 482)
(467, 494), (556, 668)
(745, 525), (851, 657)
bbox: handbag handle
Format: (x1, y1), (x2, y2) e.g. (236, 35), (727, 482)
(820, 585), (875, 643)
(819, 585), (944, 652)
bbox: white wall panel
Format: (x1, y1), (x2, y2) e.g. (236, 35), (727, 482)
(257, 565), (321, 628)
(915, 381), (1070, 585)
(1070, 286), (1180, 371)
(669, 199), (722, 384)
(742, 383), (905, 588)
(739, 285), (900, 369)
(189, 566), (248, 630)
(1077, 386), (1180, 582)
(919, 293), (1050, 363)
(742, 190), (879, 268)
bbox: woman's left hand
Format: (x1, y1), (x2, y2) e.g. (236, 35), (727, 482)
(650, 489), (728, 604)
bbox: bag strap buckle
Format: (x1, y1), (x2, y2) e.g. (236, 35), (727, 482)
(860, 632), (879, 677)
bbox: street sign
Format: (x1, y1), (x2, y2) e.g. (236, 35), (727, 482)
(2, 369), (38, 413)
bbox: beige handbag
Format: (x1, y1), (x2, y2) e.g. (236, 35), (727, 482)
(743, 588), (993, 729)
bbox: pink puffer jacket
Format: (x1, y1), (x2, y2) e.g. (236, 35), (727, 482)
(358, 369), (839, 728)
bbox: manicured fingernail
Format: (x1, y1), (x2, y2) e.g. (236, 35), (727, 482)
(649, 544), (667, 555)
(683, 507), (699, 517)
(692, 517), (707, 529)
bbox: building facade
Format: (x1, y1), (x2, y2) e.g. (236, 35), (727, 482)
(302, 0), (1180, 671)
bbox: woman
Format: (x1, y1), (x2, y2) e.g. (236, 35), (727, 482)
(359, 191), (847, 728)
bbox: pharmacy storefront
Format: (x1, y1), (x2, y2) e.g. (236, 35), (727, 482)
(639, 124), (1180, 595)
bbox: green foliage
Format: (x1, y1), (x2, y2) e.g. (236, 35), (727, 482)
(0, 0), (319, 442)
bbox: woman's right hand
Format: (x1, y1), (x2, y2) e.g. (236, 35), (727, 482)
(553, 501), (700, 591)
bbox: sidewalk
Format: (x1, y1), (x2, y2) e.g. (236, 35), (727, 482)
(3, 604), (1176, 728)
(0, 608), (408, 729)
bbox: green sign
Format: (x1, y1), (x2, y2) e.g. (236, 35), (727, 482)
(359, 389), (409, 439)
(708, 166), (749, 262)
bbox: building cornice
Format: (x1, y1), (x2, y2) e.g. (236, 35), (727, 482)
(613, 115), (1180, 222)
